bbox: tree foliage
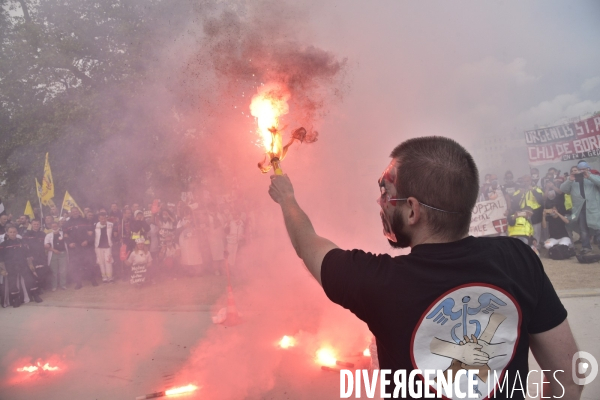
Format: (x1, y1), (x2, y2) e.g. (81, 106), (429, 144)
(0, 0), (207, 213)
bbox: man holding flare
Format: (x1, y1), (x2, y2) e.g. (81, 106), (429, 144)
(268, 136), (582, 399)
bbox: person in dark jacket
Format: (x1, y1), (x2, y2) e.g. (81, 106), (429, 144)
(64, 208), (98, 289)
(0, 225), (42, 307)
(22, 220), (51, 291)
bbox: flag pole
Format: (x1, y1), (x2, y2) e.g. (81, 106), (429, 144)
(35, 178), (44, 223)
(59, 191), (66, 219)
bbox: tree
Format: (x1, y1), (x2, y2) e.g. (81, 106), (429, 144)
(0, 0), (206, 211)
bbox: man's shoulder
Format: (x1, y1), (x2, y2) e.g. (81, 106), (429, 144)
(475, 235), (536, 255)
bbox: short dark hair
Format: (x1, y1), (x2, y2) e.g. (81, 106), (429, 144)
(390, 136), (479, 239)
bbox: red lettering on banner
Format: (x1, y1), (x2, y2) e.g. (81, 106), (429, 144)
(526, 116), (600, 164)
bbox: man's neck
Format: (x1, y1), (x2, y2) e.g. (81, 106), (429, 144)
(410, 231), (468, 248)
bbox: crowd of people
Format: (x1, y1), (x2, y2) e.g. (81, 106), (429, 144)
(0, 195), (255, 308)
(479, 159), (600, 260)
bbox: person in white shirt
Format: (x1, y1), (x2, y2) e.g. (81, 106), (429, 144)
(44, 222), (68, 291)
(94, 212), (114, 283)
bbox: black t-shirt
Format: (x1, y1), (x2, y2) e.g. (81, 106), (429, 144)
(546, 214), (569, 240)
(53, 232), (66, 252)
(98, 226), (109, 248)
(22, 230), (47, 266)
(501, 182), (517, 197)
(321, 236), (567, 399)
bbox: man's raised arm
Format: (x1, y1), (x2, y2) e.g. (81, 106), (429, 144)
(268, 174), (338, 286)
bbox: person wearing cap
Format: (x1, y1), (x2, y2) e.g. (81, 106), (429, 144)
(560, 160), (600, 254)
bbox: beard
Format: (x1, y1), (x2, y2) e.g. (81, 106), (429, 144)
(381, 209), (412, 249)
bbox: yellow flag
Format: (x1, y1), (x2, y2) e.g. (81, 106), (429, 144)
(41, 153), (55, 205)
(24, 201), (35, 220)
(61, 191), (83, 215)
(35, 178), (43, 200)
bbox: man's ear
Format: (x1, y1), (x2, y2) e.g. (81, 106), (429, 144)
(406, 197), (422, 226)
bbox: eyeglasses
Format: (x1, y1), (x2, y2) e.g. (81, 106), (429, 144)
(377, 193), (460, 214)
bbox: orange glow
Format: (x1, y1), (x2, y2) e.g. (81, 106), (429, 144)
(17, 361), (60, 373)
(363, 348), (371, 357)
(279, 335), (296, 349)
(165, 384), (198, 396)
(249, 82), (290, 158)
(316, 347), (337, 367)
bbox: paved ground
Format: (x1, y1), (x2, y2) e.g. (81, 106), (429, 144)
(0, 243), (598, 400)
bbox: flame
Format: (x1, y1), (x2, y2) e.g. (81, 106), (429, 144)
(316, 347), (337, 367)
(16, 361), (60, 373)
(279, 335), (296, 349)
(17, 366), (38, 373)
(165, 384), (198, 396)
(363, 348), (371, 357)
(250, 83), (290, 157)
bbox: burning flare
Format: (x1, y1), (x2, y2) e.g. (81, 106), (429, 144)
(250, 83), (318, 174)
(278, 335), (296, 349)
(315, 347), (337, 367)
(363, 348), (371, 357)
(165, 384), (198, 396)
(136, 384), (198, 400)
(16, 361), (60, 373)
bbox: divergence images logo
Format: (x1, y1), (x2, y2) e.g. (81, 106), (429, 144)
(572, 351), (598, 385)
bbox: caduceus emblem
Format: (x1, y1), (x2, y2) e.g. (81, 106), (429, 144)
(426, 293), (506, 344)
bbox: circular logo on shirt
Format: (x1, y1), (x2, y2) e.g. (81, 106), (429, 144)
(411, 283), (521, 399)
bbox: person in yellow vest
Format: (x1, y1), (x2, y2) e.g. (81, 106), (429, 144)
(507, 206), (534, 246)
(511, 175), (544, 245)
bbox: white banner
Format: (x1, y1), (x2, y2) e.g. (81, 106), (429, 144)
(469, 197), (508, 237)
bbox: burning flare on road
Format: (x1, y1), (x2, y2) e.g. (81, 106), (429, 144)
(250, 83), (318, 174)
(16, 361), (60, 373)
(278, 335), (296, 349)
(136, 384), (199, 399)
(315, 347), (337, 367)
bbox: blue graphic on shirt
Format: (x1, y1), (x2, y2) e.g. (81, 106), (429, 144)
(426, 293), (506, 344)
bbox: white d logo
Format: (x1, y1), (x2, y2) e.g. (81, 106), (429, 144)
(572, 351), (598, 385)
